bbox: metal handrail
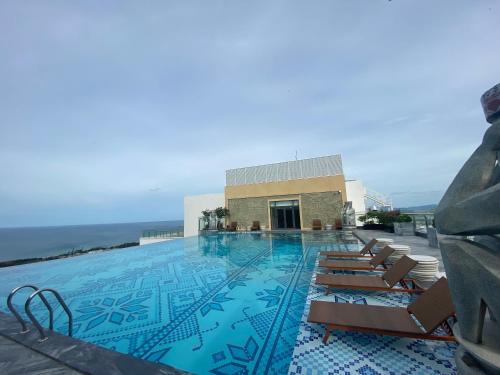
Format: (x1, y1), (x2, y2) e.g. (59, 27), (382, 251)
(7, 285), (53, 333)
(401, 212), (436, 233)
(364, 189), (393, 209)
(25, 288), (73, 342)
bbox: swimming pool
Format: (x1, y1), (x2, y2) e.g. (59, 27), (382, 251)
(0, 232), (357, 374)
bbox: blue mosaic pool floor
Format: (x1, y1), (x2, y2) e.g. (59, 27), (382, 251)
(0, 232), (358, 374)
(288, 257), (458, 375)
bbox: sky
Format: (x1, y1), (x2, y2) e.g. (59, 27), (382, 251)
(0, 1), (499, 227)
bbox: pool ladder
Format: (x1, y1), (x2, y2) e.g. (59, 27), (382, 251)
(7, 285), (73, 342)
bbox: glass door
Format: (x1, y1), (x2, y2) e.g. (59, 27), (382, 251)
(270, 200), (301, 229)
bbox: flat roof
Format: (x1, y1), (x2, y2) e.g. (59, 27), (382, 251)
(226, 154), (343, 186)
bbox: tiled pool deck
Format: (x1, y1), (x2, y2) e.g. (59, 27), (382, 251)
(355, 229), (446, 272)
(287, 232), (457, 374)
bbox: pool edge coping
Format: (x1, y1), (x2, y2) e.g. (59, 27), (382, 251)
(0, 311), (190, 375)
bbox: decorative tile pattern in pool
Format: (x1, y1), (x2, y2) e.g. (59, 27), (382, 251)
(288, 257), (458, 375)
(0, 232), (357, 374)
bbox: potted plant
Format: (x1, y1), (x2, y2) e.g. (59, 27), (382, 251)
(201, 209), (211, 230)
(393, 214), (414, 236)
(359, 211), (387, 231)
(214, 207), (229, 230)
(359, 210), (413, 234)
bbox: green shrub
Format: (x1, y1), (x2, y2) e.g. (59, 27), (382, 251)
(394, 214), (412, 223)
(360, 210), (413, 228)
(214, 207), (229, 219)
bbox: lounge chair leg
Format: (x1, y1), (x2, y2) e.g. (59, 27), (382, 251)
(323, 328), (331, 344)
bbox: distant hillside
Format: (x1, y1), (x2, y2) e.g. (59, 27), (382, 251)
(398, 204), (437, 212)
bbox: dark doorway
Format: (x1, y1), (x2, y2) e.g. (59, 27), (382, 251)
(270, 200), (301, 229)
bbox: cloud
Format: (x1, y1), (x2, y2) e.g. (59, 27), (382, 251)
(0, 0), (499, 226)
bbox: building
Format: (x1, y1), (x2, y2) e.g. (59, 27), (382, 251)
(183, 193), (225, 237)
(183, 154), (368, 237)
(225, 154), (346, 230)
(345, 179), (368, 226)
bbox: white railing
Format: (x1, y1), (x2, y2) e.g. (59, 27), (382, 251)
(142, 228), (184, 238)
(364, 189), (393, 210)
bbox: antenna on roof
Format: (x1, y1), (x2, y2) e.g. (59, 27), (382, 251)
(295, 150), (298, 161)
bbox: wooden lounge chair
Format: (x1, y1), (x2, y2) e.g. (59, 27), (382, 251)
(308, 277), (455, 344)
(312, 219), (322, 230)
(250, 221), (260, 231)
(316, 255), (421, 294)
(318, 246), (394, 272)
(320, 238), (378, 259)
(335, 218), (343, 230)
(227, 222), (237, 232)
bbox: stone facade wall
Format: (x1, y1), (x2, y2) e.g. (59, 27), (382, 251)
(227, 191), (343, 230)
(300, 191), (343, 229)
(227, 196), (270, 229)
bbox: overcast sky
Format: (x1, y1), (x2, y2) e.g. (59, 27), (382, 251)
(1, 1), (499, 227)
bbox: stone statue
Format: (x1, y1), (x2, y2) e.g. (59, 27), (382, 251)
(435, 83), (500, 374)
(342, 201), (356, 228)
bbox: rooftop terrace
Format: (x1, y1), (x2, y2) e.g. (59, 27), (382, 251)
(0, 230), (458, 374)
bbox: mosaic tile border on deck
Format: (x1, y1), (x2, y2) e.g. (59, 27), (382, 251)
(287, 258), (458, 375)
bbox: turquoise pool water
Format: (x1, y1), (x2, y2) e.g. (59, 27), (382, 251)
(0, 232), (357, 374)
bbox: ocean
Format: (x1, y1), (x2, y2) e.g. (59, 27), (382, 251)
(0, 220), (183, 262)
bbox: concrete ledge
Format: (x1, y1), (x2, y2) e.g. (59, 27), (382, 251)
(0, 312), (189, 375)
(139, 237), (180, 246)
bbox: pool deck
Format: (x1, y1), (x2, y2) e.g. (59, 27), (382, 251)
(0, 335), (81, 374)
(354, 228), (446, 272)
(0, 312), (189, 375)
(287, 230), (457, 374)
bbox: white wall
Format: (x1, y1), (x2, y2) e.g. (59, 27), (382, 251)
(184, 193), (225, 237)
(345, 180), (367, 226)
